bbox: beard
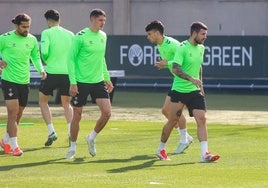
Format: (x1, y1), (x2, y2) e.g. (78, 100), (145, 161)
(194, 37), (205, 44)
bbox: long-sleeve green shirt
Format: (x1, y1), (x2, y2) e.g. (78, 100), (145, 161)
(0, 30), (44, 84)
(68, 28), (110, 85)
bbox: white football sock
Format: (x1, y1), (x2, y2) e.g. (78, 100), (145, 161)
(69, 141), (76, 151)
(3, 132), (9, 143)
(10, 137), (19, 150)
(158, 141), (166, 151)
(179, 128), (187, 144)
(200, 141), (208, 157)
(89, 130), (98, 140)
(47, 123), (55, 135)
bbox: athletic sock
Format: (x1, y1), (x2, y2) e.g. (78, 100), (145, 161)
(89, 130), (98, 140)
(47, 123), (55, 135)
(3, 132), (9, 143)
(158, 141), (166, 151)
(69, 141), (76, 151)
(200, 141), (208, 157)
(179, 128), (187, 144)
(10, 137), (19, 150)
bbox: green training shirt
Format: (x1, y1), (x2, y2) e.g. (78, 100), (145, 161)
(157, 36), (180, 73)
(68, 28), (110, 84)
(0, 30), (43, 84)
(41, 26), (74, 74)
(171, 40), (205, 93)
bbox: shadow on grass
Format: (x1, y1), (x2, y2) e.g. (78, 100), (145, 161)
(106, 155), (196, 173)
(0, 157), (65, 171)
(68, 154), (196, 173)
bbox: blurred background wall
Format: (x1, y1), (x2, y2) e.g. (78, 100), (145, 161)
(0, 0), (267, 36)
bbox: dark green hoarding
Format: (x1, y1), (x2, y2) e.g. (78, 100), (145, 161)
(105, 36), (268, 87)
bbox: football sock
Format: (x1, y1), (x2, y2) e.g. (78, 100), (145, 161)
(69, 141), (76, 151)
(89, 130), (98, 140)
(158, 141), (165, 151)
(47, 123), (55, 135)
(200, 141), (208, 156)
(10, 137), (19, 150)
(3, 132), (9, 143)
(179, 128), (187, 144)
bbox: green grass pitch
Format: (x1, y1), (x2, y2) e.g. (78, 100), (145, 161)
(0, 117), (267, 188)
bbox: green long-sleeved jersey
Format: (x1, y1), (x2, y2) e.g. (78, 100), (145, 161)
(68, 28), (110, 85)
(0, 30), (43, 84)
(41, 26), (74, 74)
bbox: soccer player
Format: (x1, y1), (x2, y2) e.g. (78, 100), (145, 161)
(156, 22), (220, 162)
(65, 9), (114, 159)
(0, 13), (46, 156)
(145, 20), (193, 154)
(39, 9), (74, 147)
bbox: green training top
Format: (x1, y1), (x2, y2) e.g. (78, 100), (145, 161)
(41, 26), (74, 74)
(68, 28), (110, 84)
(171, 40), (205, 93)
(157, 36), (180, 73)
(0, 30), (43, 84)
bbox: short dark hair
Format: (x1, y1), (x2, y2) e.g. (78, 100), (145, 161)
(90, 9), (106, 18)
(12, 13), (31, 25)
(190, 22), (208, 35)
(145, 20), (164, 35)
(44, 9), (60, 21)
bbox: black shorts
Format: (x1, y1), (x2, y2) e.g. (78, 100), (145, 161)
(170, 90), (206, 117)
(1, 79), (30, 107)
(167, 89), (172, 97)
(71, 81), (109, 107)
(39, 73), (70, 96)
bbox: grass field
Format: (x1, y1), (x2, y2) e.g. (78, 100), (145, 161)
(0, 89), (267, 187)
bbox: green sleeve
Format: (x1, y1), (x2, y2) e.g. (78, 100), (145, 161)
(102, 58), (110, 81)
(40, 31), (49, 62)
(31, 38), (44, 73)
(67, 37), (79, 85)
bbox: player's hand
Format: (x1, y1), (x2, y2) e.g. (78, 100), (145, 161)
(155, 59), (167, 70)
(190, 77), (202, 88)
(105, 80), (114, 93)
(40, 71), (47, 80)
(69, 84), (79, 97)
(200, 86), (205, 96)
(0, 61), (7, 68)
(0, 61), (7, 74)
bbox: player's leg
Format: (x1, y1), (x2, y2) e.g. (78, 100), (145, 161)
(39, 74), (57, 146)
(157, 101), (184, 160)
(66, 106), (83, 159)
(66, 82), (87, 159)
(163, 94), (193, 154)
(59, 74), (73, 137)
(85, 82), (111, 157)
(6, 99), (23, 156)
(61, 95), (73, 138)
(1, 80), (23, 156)
(191, 92), (220, 162)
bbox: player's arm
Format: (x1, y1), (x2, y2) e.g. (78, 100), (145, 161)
(172, 63), (202, 88)
(67, 36), (80, 96)
(199, 66), (205, 95)
(102, 58), (114, 93)
(40, 31), (49, 62)
(31, 38), (46, 80)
